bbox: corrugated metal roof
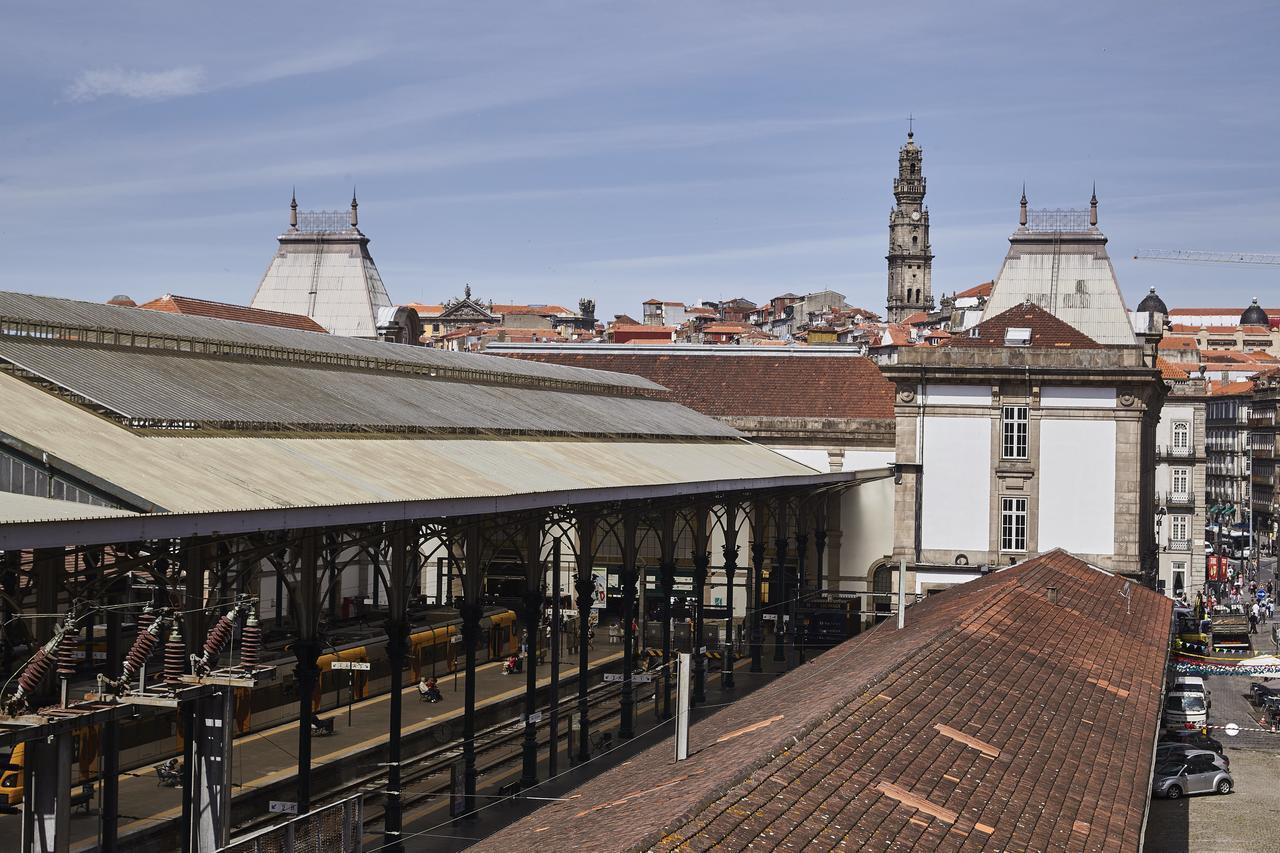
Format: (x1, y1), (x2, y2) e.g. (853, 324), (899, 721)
(0, 338), (735, 438)
(0, 291), (660, 392)
(0, 492), (136, 524)
(0, 372), (811, 515)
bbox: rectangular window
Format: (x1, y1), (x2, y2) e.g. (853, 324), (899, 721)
(1001, 497), (1028, 552)
(1171, 515), (1189, 542)
(1002, 406), (1029, 459)
(1172, 468), (1189, 499)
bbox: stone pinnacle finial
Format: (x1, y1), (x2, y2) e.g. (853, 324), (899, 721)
(349, 187), (358, 228)
(290, 188), (298, 229)
(1019, 183), (1028, 227)
(1089, 183), (1098, 226)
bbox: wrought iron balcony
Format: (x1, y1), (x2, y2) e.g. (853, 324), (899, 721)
(1167, 539), (1192, 552)
(1157, 490), (1196, 509)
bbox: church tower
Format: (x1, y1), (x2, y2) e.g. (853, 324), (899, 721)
(886, 128), (934, 322)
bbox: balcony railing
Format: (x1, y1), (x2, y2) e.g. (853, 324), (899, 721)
(1157, 490), (1195, 508)
(1157, 444), (1195, 460)
(1168, 539), (1192, 552)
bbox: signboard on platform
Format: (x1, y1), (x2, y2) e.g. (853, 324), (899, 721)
(269, 800), (299, 815)
(330, 661), (371, 671)
(450, 635), (463, 644)
(602, 673), (623, 682)
(527, 711), (543, 724)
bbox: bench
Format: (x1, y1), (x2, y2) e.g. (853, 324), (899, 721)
(155, 763), (182, 788)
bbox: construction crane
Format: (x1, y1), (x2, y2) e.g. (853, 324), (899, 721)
(1133, 249), (1280, 265)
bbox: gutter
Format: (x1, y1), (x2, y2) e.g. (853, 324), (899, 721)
(1137, 605), (1175, 852)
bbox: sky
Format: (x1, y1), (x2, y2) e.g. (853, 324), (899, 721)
(1, 1), (1277, 321)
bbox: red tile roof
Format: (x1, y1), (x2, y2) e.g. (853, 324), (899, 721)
(1156, 357), (1190, 381)
(954, 280), (994, 299)
(1169, 307), (1280, 316)
(500, 350), (894, 420)
(475, 550), (1170, 853)
(945, 303), (1102, 349)
(900, 311), (930, 325)
(1208, 379), (1255, 397)
(138, 294), (327, 333)
(1158, 336), (1198, 351)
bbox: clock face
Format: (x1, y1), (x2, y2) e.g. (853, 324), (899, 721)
(910, 211), (921, 221)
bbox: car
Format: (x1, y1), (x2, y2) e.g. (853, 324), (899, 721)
(1153, 756), (1234, 799)
(1160, 730), (1225, 755)
(1155, 743), (1229, 770)
(1250, 682), (1280, 706)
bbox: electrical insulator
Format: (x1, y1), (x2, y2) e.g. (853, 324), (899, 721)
(192, 600), (247, 676)
(240, 610), (261, 668)
(55, 630), (79, 680)
(163, 623), (186, 684)
(122, 611), (163, 684)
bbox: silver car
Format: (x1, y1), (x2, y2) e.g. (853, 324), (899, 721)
(1155, 744), (1228, 770)
(1153, 755), (1234, 798)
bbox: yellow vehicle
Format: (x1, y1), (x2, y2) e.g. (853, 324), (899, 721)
(0, 726), (99, 807)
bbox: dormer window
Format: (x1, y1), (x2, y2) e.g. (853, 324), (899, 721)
(1004, 327), (1032, 347)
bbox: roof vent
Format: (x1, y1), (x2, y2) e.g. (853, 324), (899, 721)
(1005, 327), (1032, 347)
(1046, 586), (1059, 604)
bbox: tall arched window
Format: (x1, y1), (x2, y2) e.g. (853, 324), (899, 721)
(1172, 421), (1190, 453)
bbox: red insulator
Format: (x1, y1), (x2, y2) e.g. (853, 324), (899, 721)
(194, 614), (234, 675)
(163, 624), (186, 684)
(240, 611), (261, 668)
(55, 630), (79, 679)
(16, 647), (52, 696)
(122, 614), (162, 682)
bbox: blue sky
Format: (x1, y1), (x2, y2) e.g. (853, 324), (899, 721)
(1, 1), (1276, 320)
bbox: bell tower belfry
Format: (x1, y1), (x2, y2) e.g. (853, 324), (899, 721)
(886, 126), (935, 323)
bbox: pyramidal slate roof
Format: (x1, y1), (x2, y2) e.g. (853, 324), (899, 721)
(982, 204), (1137, 346)
(250, 200), (392, 338)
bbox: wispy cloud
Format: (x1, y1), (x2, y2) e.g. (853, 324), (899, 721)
(65, 66), (205, 102)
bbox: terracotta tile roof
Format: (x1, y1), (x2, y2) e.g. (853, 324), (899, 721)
(500, 349), (894, 420)
(945, 303), (1102, 349)
(1169, 307), (1280, 316)
(873, 323), (912, 347)
(701, 322), (758, 334)
(404, 302), (445, 316)
(610, 324), (675, 334)
(954, 280), (994, 299)
(900, 311), (930, 325)
(1208, 378), (1256, 397)
(489, 303), (573, 316)
(138, 294), (327, 333)
(1156, 357), (1190, 380)
(1158, 336), (1198, 351)
(475, 550), (1170, 853)
(1200, 349), (1279, 364)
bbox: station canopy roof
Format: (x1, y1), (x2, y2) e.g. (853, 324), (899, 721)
(0, 292), (872, 547)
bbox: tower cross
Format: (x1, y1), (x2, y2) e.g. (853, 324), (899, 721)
(907, 114), (914, 135)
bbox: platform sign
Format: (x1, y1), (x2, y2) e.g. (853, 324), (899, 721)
(268, 800), (299, 814)
(330, 661), (371, 671)
(602, 673), (623, 682)
(527, 711), (543, 724)
(450, 635), (463, 644)
(632, 673), (654, 683)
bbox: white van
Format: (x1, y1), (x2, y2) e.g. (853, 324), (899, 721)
(1164, 692), (1208, 732)
(1172, 676), (1211, 710)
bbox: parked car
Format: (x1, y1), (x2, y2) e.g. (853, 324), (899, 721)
(1155, 743), (1228, 770)
(1159, 730), (1224, 755)
(1153, 756), (1233, 799)
(1250, 682), (1280, 706)
(1163, 692), (1208, 731)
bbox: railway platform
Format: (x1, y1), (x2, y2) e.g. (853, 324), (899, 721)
(0, 646), (623, 851)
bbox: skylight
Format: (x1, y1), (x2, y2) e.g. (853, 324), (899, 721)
(1005, 327), (1032, 346)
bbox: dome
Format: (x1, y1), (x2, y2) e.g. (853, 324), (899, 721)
(1136, 287), (1167, 315)
(1241, 297), (1268, 326)
(106, 294), (136, 307)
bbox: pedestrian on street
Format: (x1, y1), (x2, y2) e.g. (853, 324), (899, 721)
(1249, 603), (1260, 634)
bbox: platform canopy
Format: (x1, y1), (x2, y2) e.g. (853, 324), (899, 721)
(0, 292), (879, 548)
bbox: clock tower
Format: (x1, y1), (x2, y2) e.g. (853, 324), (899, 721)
(886, 129), (934, 323)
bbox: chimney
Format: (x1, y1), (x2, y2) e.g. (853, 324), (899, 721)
(1046, 586), (1059, 605)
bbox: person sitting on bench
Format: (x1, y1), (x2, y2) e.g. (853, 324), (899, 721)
(418, 676), (442, 703)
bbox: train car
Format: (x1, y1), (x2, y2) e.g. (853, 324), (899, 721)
(0, 726), (99, 809)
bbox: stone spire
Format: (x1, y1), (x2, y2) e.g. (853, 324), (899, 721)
(1019, 184), (1028, 227)
(290, 188), (298, 230)
(349, 188), (359, 228)
(1089, 183), (1098, 227)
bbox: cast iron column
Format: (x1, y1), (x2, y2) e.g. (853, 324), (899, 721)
(659, 508), (676, 720)
(773, 499), (789, 664)
(794, 523), (808, 666)
(574, 511), (596, 763)
(459, 525), (484, 816)
(99, 575), (123, 852)
(619, 513), (639, 739)
(383, 524), (411, 851)
(721, 502), (739, 689)
(749, 522), (766, 674)
(548, 539), (561, 777)
(690, 552), (709, 705)
(520, 517), (543, 788)
(293, 531), (321, 814)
